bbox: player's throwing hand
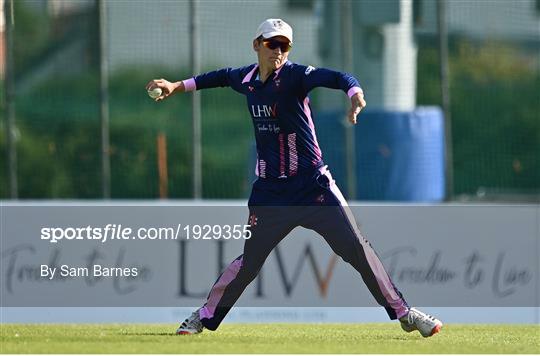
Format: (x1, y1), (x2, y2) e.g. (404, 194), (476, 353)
(145, 79), (184, 102)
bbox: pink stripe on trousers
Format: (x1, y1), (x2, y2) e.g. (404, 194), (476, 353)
(199, 257), (243, 320)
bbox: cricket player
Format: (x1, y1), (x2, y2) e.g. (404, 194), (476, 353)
(146, 19), (442, 338)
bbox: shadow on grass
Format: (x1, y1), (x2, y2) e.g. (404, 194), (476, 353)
(124, 333), (179, 336)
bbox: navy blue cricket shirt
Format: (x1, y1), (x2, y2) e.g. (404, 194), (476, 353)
(184, 61), (362, 179)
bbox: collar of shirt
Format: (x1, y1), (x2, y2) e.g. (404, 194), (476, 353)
(254, 60), (290, 83)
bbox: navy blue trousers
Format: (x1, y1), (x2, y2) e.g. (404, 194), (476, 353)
(199, 166), (408, 330)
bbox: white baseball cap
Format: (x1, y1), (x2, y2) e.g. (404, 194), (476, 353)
(254, 18), (293, 43)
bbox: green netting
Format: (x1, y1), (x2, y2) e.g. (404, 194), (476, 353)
(1, 0), (538, 200)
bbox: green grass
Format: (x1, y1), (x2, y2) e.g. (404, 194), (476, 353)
(1, 323), (538, 354)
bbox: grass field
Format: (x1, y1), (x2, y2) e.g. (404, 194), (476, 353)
(1, 323), (539, 354)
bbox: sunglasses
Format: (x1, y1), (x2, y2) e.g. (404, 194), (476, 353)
(262, 38), (292, 52)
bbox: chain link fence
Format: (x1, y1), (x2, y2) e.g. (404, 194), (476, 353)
(1, 0), (538, 201)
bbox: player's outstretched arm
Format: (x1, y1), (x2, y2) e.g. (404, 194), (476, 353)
(145, 79), (185, 102)
(348, 91), (367, 124)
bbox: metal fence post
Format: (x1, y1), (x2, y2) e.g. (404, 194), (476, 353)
(190, 0), (202, 199)
(4, 0), (17, 199)
(437, 0), (453, 200)
(341, 0), (356, 200)
(98, 0), (111, 198)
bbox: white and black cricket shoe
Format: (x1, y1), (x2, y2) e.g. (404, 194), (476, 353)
(176, 308), (204, 335)
(399, 307), (443, 337)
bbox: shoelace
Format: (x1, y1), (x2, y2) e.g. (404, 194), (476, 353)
(181, 311), (202, 329)
(407, 310), (436, 325)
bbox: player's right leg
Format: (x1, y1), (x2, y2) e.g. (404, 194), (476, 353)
(176, 206), (295, 334)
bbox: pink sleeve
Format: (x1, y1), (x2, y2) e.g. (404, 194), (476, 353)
(347, 86), (363, 98)
(182, 78), (197, 92)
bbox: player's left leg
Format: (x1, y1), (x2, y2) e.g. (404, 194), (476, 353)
(299, 168), (442, 337)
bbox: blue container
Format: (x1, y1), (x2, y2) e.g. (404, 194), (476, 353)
(316, 107), (446, 202)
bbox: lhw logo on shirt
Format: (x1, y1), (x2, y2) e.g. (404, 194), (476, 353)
(251, 103), (277, 118)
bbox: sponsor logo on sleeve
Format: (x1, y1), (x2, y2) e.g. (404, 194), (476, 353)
(305, 66), (316, 75)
